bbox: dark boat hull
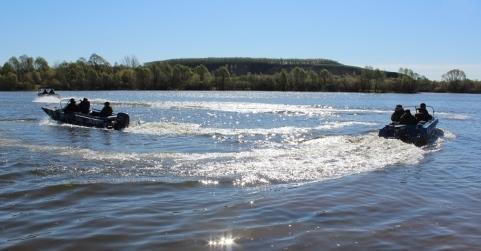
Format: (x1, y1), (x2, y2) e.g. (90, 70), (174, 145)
(378, 118), (439, 146)
(41, 107), (129, 130)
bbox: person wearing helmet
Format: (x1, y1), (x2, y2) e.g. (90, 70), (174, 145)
(415, 103), (433, 122)
(391, 104), (404, 123)
(99, 102), (113, 117)
(63, 98), (79, 114)
(79, 98), (90, 114)
(399, 109), (417, 125)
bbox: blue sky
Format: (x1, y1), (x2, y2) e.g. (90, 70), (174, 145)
(1, 0), (480, 80)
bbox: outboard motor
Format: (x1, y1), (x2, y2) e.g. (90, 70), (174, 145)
(114, 113), (130, 130)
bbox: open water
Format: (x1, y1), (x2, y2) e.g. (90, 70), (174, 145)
(0, 91), (480, 250)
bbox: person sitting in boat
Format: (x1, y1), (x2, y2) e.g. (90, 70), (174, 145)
(79, 98), (90, 114)
(48, 89), (55, 95)
(391, 104), (404, 123)
(415, 103), (433, 122)
(399, 109), (417, 125)
(42, 89), (48, 95)
(99, 102), (113, 117)
(63, 98), (80, 114)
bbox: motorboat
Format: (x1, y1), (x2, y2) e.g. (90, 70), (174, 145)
(37, 88), (59, 97)
(41, 99), (129, 130)
(378, 106), (439, 146)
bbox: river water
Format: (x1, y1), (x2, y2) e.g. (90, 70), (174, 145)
(0, 91), (480, 250)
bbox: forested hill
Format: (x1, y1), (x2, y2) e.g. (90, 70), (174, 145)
(149, 57), (400, 78)
(1, 54), (478, 93)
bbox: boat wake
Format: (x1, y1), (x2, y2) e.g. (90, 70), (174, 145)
(33, 96), (61, 103)
(80, 99), (390, 116)
(3, 130), (454, 186)
(39, 118), (94, 129)
(0, 118), (38, 122)
(437, 112), (471, 120)
(48, 98), (470, 127)
(79, 99), (470, 121)
(124, 120), (379, 137)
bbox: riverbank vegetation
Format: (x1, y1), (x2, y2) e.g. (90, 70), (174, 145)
(1, 54), (480, 93)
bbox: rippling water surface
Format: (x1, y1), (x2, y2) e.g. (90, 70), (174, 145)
(1, 91), (480, 250)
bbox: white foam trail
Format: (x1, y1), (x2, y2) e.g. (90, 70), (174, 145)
(39, 118), (85, 129)
(437, 112), (470, 120)
(10, 132), (438, 185)
(39, 118), (112, 131)
(32, 96), (61, 103)
(315, 121), (378, 130)
(442, 130), (456, 139)
(125, 121), (308, 136)
(180, 133), (428, 185)
(124, 121), (379, 137)
(85, 99), (390, 116)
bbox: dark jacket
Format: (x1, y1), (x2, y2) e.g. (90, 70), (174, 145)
(99, 105), (113, 117)
(79, 100), (90, 114)
(415, 108), (433, 122)
(400, 112), (417, 125)
(64, 102), (79, 114)
(391, 110), (404, 122)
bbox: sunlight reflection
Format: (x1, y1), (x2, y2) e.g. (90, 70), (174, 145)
(208, 234), (236, 249)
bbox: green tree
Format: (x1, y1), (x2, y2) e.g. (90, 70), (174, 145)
(18, 55), (34, 75)
(319, 69), (332, 91)
(1, 62), (15, 75)
(152, 63), (173, 89)
(276, 69), (289, 91)
(135, 67), (152, 89)
(214, 66), (230, 90)
(34, 57), (50, 72)
(172, 64), (193, 88)
(372, 69), (385, 92)
(70, 63), (87, 89)
(118, 68), (136, 89)
(397, 68), (418, 93)
(290, 67), (307, 91)
(193, 65), (212, 82)
(7, 57), (20, 73)
(3, 72), (18, 90)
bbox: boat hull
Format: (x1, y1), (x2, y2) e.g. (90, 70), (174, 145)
(378, 118), (439, 146)
(41, 107), (129, 130)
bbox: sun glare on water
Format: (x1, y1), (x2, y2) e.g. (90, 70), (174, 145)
(208, 234), (236, 248)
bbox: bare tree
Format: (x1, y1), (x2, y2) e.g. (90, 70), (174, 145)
(442, 69), (466, 82)
(442, 69), (467, 92)
(88, 53), (110, 66)
(121, 55), (140, 68)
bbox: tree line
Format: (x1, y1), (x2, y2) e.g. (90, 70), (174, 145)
(1, 54), (480, 93)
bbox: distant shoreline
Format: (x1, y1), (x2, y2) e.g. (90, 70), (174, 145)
(2, 55), (480, 93)
(8, 90), (481, 96)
